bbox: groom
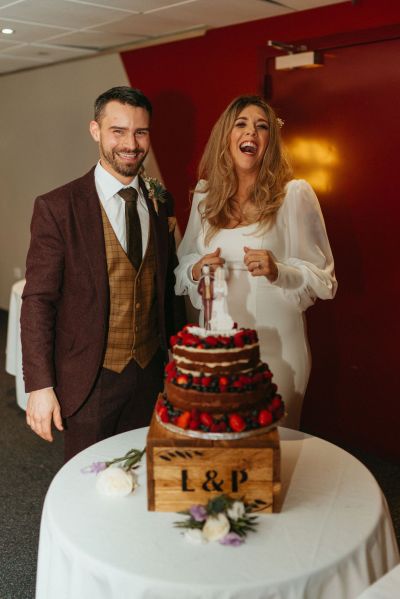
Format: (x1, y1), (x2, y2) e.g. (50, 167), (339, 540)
(21, 86), (183, 461)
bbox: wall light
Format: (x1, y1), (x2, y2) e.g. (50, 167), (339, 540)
(1, 27), (15, 35)
(286, 137), (339, 193)
(275, 51), (323, 70)
(267, 40), (323, 70)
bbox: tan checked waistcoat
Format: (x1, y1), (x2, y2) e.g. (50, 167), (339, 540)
(100, 205), (159, 372)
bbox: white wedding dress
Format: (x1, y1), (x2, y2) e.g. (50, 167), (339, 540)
(174, 179), (337, 429)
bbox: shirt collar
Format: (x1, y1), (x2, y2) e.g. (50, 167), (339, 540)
(94, 161), (140, 203)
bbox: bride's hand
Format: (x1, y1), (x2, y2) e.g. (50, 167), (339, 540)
(243, 246), (278, 282)
(192, 248), (225, 282)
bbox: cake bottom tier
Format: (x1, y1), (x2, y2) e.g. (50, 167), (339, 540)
(155, 389), (284, 435)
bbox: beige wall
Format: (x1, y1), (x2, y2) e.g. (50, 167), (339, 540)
(0, 53), (161, 309)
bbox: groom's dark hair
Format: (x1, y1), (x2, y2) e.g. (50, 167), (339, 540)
(94, 86), (152, 122)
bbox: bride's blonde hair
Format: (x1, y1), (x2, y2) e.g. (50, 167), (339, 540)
(197, 95), (292, 243)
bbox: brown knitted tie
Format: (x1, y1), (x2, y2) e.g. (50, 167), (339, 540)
(119, 187), (142, 270)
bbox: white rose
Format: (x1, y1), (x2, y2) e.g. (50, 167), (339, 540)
(96, 467), (138, 497)
(184, 529), (207, 544)
(202, 513), (230, 542)
(227, 501), (245, 521)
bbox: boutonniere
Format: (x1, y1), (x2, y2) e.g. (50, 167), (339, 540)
(142, 173), (167, 215)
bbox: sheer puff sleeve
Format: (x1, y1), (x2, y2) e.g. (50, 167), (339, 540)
(273, 179), (337, 311)
(174, 181), (206, 310)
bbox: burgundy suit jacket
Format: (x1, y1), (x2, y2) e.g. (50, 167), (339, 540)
(21, 167), (183, 418)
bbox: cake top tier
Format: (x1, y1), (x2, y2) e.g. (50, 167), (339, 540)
(170, 325), (258, 350)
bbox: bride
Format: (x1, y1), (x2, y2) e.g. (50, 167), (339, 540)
(174, 95), (337, 429)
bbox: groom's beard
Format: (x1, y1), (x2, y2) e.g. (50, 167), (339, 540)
(100, 143), (147, 178)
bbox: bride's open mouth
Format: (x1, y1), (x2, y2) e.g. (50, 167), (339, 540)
(239, 141), (257, 155)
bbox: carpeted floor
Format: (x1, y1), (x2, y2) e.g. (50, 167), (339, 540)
(0, 310), (63, 599)
(0, 308), (399, 599)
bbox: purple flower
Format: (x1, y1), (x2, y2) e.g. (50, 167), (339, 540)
(81, 461), (107, 474)
(219, 532), (244, 547)
(189, 504), (207, 522)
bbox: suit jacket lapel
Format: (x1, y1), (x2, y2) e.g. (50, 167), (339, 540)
(71, 168), (109, 311)
(140, 176), (168, 289)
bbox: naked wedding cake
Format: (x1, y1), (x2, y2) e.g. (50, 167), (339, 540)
(148, 268), (283, 513)
(155, 324), (284, 436)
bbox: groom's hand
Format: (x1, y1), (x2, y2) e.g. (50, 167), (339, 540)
(26, 388), (64, 442)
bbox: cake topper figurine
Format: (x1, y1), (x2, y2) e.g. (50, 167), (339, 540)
(198, 264), (213, 330)
(210, 267), (234, 331)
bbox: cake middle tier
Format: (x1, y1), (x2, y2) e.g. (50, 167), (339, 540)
(165, 379), (274, 413)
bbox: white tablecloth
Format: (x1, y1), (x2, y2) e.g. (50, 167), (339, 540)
(356, 564), (400, 598)
(5, 279), (28, 410)
(36, 427), (399, 599)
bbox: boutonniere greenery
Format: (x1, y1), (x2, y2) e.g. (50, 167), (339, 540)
(142, 173), (167, 215)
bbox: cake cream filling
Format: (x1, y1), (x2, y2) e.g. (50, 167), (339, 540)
(187, 325), (238, 337)
(174, 342), (259, 355)
(174, 359), (264, 377)
(176, 364), (256, 376)
(175, 356), (253, 368)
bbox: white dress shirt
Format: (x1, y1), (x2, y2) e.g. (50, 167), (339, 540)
(94, 161), (149, 256)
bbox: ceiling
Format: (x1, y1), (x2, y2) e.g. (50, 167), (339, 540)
(0, 0), (346, 76)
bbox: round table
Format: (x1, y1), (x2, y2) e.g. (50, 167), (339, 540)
(36, 428), (399, 599)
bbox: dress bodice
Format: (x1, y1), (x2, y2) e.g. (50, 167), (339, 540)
(198, 224), (258, 270)
(196, 221), (283, 271)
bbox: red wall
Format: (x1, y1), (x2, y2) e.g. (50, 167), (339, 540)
(121, 0), (400, 460)
(270, 37), (400, 459)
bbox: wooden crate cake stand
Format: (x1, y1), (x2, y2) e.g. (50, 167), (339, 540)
(146, 413), (281, 513)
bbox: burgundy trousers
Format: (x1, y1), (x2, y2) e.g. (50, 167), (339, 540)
(63, 349), (164, 462)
